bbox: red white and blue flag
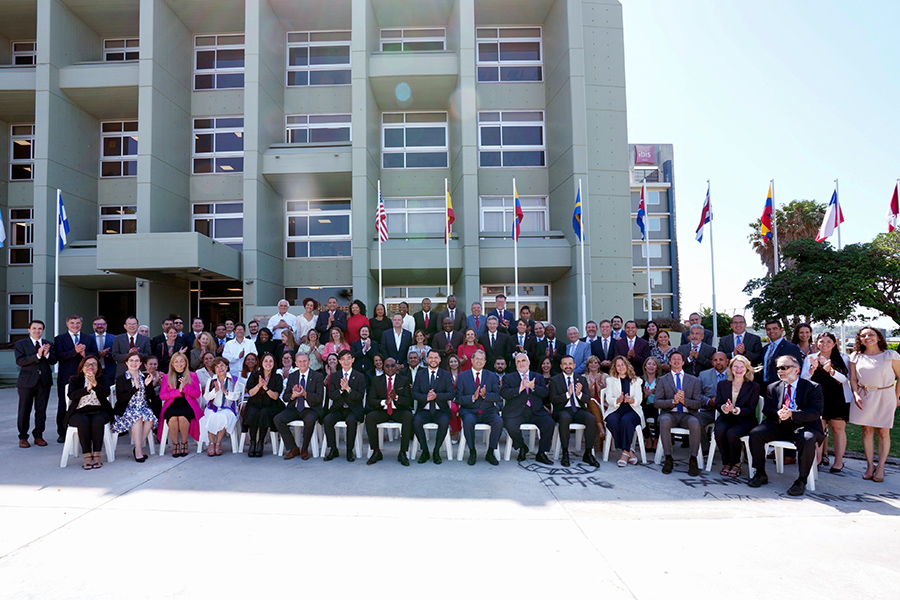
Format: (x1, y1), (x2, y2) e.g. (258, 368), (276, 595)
(816, 188), (844, 242)
(695, 182), (712, 243)
(636, 184), (647, 241)
(375, 185), (388, 242)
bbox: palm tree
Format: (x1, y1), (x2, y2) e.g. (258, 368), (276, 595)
(748, 199), (826, 275)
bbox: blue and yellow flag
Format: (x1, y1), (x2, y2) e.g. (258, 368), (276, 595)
(573, 187), (583, 242)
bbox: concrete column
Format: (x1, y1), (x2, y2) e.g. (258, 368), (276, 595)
(136, 278), (190, 330)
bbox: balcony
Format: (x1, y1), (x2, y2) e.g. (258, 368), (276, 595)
(369, 51), (458, 110)
(262, 143), (352, 198)
(58, 62), (139, 119)
(96, 232), (241, 282)
(0, 66), (36, 122)
(478, 230), (573, 281)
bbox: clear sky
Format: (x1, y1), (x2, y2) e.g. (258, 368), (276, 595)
(621, 0), (900, 327)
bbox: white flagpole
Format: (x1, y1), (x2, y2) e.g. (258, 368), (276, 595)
(445, 178), (451, 295)
(836, 178), (845, 352)
(54, 189), (61, 337)
(377, 180), (384, 305)
(513, 178), (519, 318)
(708, 180), (718, 346)
(643, 182), (652, 322)
(771, 178), (780, 274)
(578, 179), (587, 329)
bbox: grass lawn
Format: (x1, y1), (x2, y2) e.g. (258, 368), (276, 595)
(843, 406), (900, 458)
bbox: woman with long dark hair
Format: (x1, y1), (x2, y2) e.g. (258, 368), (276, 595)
(802, 332), (851, 472)
(243, 353), (284, 457)
(65, 356), (114, 469)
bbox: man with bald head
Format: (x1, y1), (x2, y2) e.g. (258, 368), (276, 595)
(698, 351), (730, 455)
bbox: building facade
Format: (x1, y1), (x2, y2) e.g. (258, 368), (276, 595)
(0, 0), (633, 340)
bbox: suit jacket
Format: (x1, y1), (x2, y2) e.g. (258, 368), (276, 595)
(114, 372), (161, 417)
(698, 368), (729, 406)
(456, 369), (501, 415)
(63, 376), (114, 428)
(412, 367), (456, 414)
(479, 331), (512, 371)
(380, 329), (413, 364)
(150, 332), (167, 356)
(762, 378), (824, 436)
(432, 329), (464, 364)
(510, 333), (536, 363)
(54, 332), (99, 386)
(487, 308), (515, 335)
(534, 337), (566, 372)
(315, 309), (348, 335)
(563, 340), (591, 374)
(466, 314), (488, 339)
(413, 310), (439, 342)
(111, 333), (152, 377)
(761, 338), (804, 385)
(93, 331), (116, 384)
(350, 338), (380, 376)
(548, 372), (590, 411)
(285, 369), (326, 418)
(718, 332), (764, 365)
(326, 369), (366, 419)
(182, 330), (203, 351)
(437, 308), (467, 332)
(590, 336), (617, 367)
(654, 370), (703, 416)
(680, 328), (713, 346)
(367, 373), (413, 412)
(714, 379), (760, 427)
(15, 337), (57, 388)
(500, 370), (550, 419)
(615, 336), (651, 377)
(154, 337), (190, 372)
(677, 342), (716, 377)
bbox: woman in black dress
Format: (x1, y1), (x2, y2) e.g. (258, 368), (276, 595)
(65, 356), (114, 469)
(243, 353), (283, 457)
(802, 332), (851, 472)
(368, 303), (392, 344)
(254, 327), (278, 359)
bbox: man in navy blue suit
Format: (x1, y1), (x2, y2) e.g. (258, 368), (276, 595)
(91, 316), (116, 386)
(501, 352), (554, 465)
(15, 320), (57, 448)
(315, 296), (348, 336)
(456, 349), (502, 465)
(54, 315), (98, 442)
(488, 294), (515, 336)
(412, 349), (456, 464)
(760, 320), (804, 386)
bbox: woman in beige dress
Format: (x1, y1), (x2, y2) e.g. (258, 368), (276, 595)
(849, 326), (900, 483)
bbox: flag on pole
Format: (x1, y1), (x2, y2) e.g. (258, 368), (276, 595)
(0, 211), (5, 248)
(636, 184), (647, 241)
(512, 183), (524, 241)
(57, 189), (70, 251)
(695, 182), (712, 242)
(816, 189), (844, 242)
(572, 187), (583, 242)
(444, 187), (455, 244)
(887, 183), (899, 233)
(760, 184), (775, 242)
(376, 186), (388, 242)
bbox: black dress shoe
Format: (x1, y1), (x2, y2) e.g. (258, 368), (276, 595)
(433, 450), (442, 465)
(662, 455), (674, 474)
(787, 479), (806, 496)
(324, 447), (338, 461)
(688, 457), (700, 477)
(534, 451), (553, 465)
(367, 450), (383, 465)
(56, 436), (65, 444)
(398, 452), (410, 466)
(467, 451), (477, 466)
(561, 449), (570, 467)
(485, 451), (499, 466)
(583, 451), (600, 468)
(517, 446), (529, 462)
(417, 448), (430, 464)
(347, 453), (355, 462)
(748, 472), (769, 488)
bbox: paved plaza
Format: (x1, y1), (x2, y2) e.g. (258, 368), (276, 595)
(1, 388), (898, 599)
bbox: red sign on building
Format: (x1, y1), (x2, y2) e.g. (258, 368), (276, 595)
(634, 145), (655, 165)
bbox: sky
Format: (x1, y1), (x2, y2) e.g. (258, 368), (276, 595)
(620, 0), (900, 328)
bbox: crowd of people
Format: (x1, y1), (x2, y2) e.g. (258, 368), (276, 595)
(13, 296), (900, 496)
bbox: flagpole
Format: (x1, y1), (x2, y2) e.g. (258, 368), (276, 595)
(377, 180), (384, 305)
(578, 179), (587, 328)
(643, 182), (652, 322)
(836, 178), (845, 352)
(445, 178), (451, 296)
(771, 179), (780, 274)
(54, 189), (61, 338)
(708, 180), (718, 347)
(513, 178), (520, 318)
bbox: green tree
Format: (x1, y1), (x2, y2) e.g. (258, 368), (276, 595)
(854, 231), (900, 328)
(699, 307), (733, 338)
(748, 199), (827, 275)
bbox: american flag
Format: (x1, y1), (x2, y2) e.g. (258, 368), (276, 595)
(376, 185), (388, 242)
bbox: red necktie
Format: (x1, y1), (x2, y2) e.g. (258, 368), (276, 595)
(386, 377), (393, 416)
(475, 317), (480, 330)
(35, 341), (41, 352)
(129, 336), (135, 349)
(424, 313), (429, 329)
(783, 384), (792, 410)
(474, 372), (480, 389)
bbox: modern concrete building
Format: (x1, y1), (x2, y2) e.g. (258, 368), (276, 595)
(0, 0), (633, 340)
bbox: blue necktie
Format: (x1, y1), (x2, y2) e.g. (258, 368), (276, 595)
(676, 373), (683, 413)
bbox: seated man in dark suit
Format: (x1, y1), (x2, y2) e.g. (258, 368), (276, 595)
(111, 316), (152, 377)
(549, 355), (600, 467)
(615, 320), (651, 377)
(15, 320), (57, 448)
(677, 324), (716, 377)
(748, 355), (824, 496)
(412, 349), (456, 464)
(511, 318), (536, 361)
(275, 352), (324, 460)
(456, 349), (503, 465)
(380, 314), (413, 365)
(350, 325), (380, 383)
(501, 352), (554, 465)
(479, 316), (512, 373)
(437, 295), (466, 332)
(679, 312), (713, 346)
(365, 357), (413, 466)
(412, 297), (439, 343)
(654, 352), (704, 476)
(54, 315), (99, 442)
(315, 296), (348, 336)
(590, 319), (617, 372)
(323, 350), (366, 461)
(432, 317), (464, 367)
(717, 314), (763, 366)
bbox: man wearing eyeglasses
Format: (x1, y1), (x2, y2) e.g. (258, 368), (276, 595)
(747, 355), (824, 496)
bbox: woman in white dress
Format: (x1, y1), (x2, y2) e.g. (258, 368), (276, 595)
(295, 297), (318, 344)
(200, 357), (241, 456)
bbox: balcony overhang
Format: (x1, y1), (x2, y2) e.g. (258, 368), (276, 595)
(262, 144), (352, 198)
(59, 62), (139, 119)
(0, 67), (36, 122)
(369, 52), (459, 110)
(96, 232), (241, 282)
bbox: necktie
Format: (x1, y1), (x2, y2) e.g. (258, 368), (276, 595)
(386, 377), (393, 416)
(568, 376), (577, 411)
(736, 334), (743, 347)
(299, 374), (306, 407)
(129, 336), (135, 349)
(450, 309), (454, 320)
(35, 340), (41, 352)
(447, 332), (452, 344)
(475, 317), (479, 330)
(628, 338), (634, 351)
(521, 336), (525, 347)
(523, 373), (531, 405)
(424, 313), (429, 328)
(783, 384), (792, 410)
(717, 371), (726, 382)
(490, 334), (495, 348)
(676, 373), (683, 413)
(474, 372), (480, 389)
(603, 338), (609, 355)
(74, 333), (79, 345)
(764, 342), (777, 379)
(430, 371), (436, 387)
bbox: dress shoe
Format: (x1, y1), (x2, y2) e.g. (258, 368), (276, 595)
(417, 448), (430, 464)
(662, 455), (674, 474)
(583, 451), (600, 468)
(561, 449), (570, 467)
(35, 438), (48, 447)
(534, 451), (553, 465)
(324, 447), (338, 461)
(284, 448), (301, 460)
(56, 436), (65, 444)
(467, 451), (477, 466)
(367, 450), (383, 465)
(748, 472), (769, 488)
(19, 439), (30, 448)
(300, 449), (311, 460)
(517, 446), (529, 462)
(485, 451), (499, 466)
(347, 452), (355, 462)
(688, 457), (700, 477)
(786, 479), (806, 496)
(433, 449), (442, 464)
(398, 452), (410, 466)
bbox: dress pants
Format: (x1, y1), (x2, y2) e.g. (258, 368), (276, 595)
(413, 410), (451, 451)
(749, 422), (823, 479)
(322, 407), (360, 452)
(56, 383), (69, 439)
(554, 407), (597, 451)
(17, 382), (50, 440)
(460, 410), (503, 450)
(714, 421), (753, 466)
(605, 404), (642, 450)
(504, 406), (554, 453)
(67, 411), (111, 454)
(658, 411), (701, 456)
(698, 408), (716, 454)
(366, 410), (413, 452)
(274, 406), (320, 452)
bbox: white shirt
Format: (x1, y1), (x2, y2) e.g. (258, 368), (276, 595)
(223, 338), (256, 378)
(401, 314), (416, 334)
(295, 313), (316, 344)
(393, 329), (404, 351)
(268, 311), (298, 342)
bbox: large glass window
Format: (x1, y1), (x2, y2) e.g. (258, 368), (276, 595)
(100, 120), (138, 177)
(9, 124), (35, 181)
(286, 114), (351, 144)
(286, 199), (351, 259)
(8, 293), (33, 343)
(481, 284), (550, 323)
(478, 111), (545, 167)
(103, 38), (139, 61)
(382, 112), (448, 169)
(193, 117), (243, 174)
(476, 27), (542, 82)
(382, 287), (449, 316)
(479, 196), (548, 233)
(193, 202), (243, 251)
(286, 31), (351, 87)
(384, 197), (445, 235)
(8, 208), (33, 265)
(381, 28), (446, 52)
(11, 41), (36, 66)
(100, 206), (137, 235)
(194, 34), (244, 90)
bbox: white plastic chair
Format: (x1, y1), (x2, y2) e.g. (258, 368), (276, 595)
(551, 423), (586, 460)
(197, 417), (242, 454)
(763, 440), (817, 491)
(457, 423), (501, 461)
(238, 430), (280, 455)
(654, 427), (704, 466)
(60, 384), (116, 468)
(277, 421), (322, 458)
(411, 423), (454, 460)
(366, 422), (412, 459)
(504, 423), (544, 461)
(706, 397), (764, 471)
(602, 427), (647, 464)
(322, 421), (363, 459)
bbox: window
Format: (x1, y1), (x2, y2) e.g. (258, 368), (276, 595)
(382, 287), (449, 315)
(11, 41), (36, 66)
(9, 124), (35, 181)
(100, 121), (138, 177)
(382, 112), (448, 169)
(481, 284), (550, 323)
(642, 296), (664, 312)
(381, 28), (446, 52)
(8, 293), (33, 343)
(640, 243), (663, 259)
(649, 217), (662, 232)
(100, 206), (137, 235)
(194, 34), (244, 90)
(193, 117), (243, 174)
(476, 27), (541, 82)
(8, 209), (33, 265)
(286, 31), (351, 87)
(286, 114), (351, 144)
(286, 199), (351, 259)
(384, 197), (445, 234)
(193, 202), (243, 251)
(480, 196), (548, 233)
(103, 38), (139, 61)
(478, 111), (545, 167)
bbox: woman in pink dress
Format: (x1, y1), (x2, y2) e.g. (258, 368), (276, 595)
(159, 352), (202, 457)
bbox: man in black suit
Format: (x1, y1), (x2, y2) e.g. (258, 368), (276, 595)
(760, 320), (804, 386)
(323, 350), (366, 461)
(150, 317), (174, 356)
(501, 352), (554, 464)
(549, 355), (600, 467)
(536, 324), (566, 374)
(510, 318), (536, 361)
(437, 295), (466, 333)
(517, 305), (536, 334)
(488, 294), (514, 335)
(718, 314), (763, 366)
(380, 314), (413, 365)
(590, 319), (617, 372)
(610, 315), (624, 340)
(432, 317), (464, 367)
(91, 316), (116, 386)
(679, 312), (713, 346)
(479, 316), (511, 373)
(365, 357), (413, 466)
(412, 349), (456, 464)
(350, 325), (380, 381)
(456, 349), (502, 465)
(182, 317), (205, 350)
(276, 352), (325, 460)
(748, 355), (825, 496)
(413, 297), (439, 343)
(54, 315), (98, 442)
(677, 324), (716, 377)
(315, 296), (348, 336)
(15, 320), (57, 448)
(615, 320), (651, 377)
(111, 316), (152, 377)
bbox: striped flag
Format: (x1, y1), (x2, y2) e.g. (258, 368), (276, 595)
(695, 182), (712, 242)
(57, 189), (70, 251)
(512, 182), (524, 241)
(375, 186), (388, 242)
(572, 187), (583, 242)
(816, 189), (844, 242)
(760, 184), (775, 242)
(444, 187), (454, 244)
(636, 184), (647, 241)
(887, 183), (899, 233)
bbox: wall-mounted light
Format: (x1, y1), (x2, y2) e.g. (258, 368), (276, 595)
(245, 280), (254, 285)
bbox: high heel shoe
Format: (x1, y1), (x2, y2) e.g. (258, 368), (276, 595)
(133, 447), (147, 463)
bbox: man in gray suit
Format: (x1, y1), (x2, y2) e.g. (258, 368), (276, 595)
(437, 295), (466, 332)
(718, 314), (763, 366)
(655, 352), (704, 476)
(698, 352), (730, 455)
(679, 312), (713, 346)
(110, 316), (152, 377)
(677, 324), (716, 377)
